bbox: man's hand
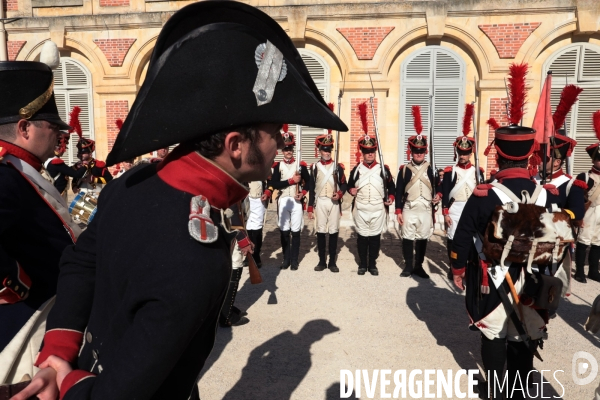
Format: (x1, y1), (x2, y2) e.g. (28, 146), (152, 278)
(331, 192), (340, 201)
(444, 215), (452, 227)
(308, 211), (314, 220)
(240, 243), (254, 257)
(396, 214), (404, 226)
(349, 188), (357, 196)
(294, 192), (303, 201)
(291, 172), (301, 184)
(384, 198), (393, 206)
(453, 271), (466, 291)
(260, 193), (270, 202)
(432, 194), (441, 205)
(10, 367), (59, 400)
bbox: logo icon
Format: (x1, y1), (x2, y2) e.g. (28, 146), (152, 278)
(572, 351), (598, 386)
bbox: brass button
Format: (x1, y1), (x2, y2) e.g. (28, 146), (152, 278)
(14, 285), (19, 291)
(6, 280), (11, 286)
(86, 332), (92, 343)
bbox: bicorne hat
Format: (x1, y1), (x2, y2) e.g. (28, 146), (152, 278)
(0, 61), (70, 130)
(549, 131), (576, 160)
(106, 1), (347, 165)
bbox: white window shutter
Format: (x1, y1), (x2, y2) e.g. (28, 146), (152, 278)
(545, 44), (600, 175)
(53, 58), (94, 166)
(400, 47), (465, 169)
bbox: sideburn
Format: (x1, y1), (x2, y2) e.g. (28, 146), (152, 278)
(246, 136), (265, 167)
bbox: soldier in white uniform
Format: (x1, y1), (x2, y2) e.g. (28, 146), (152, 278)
(307, 134), (347, 272)
(347, 136), (395, 276)
(267, 129), (310, 270)
(246, 180), (270, 268)
(396, 133), (440, 279)
(575, 112), (600, 283)
(442, 127), (484, 279)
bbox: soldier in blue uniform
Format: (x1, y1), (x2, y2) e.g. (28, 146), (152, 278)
(16, 3), (347, 399)
(0, 61), (80, 385)
(44, 132), (87, 200)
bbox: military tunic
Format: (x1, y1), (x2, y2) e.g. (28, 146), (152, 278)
(268, 159), (309, 232)
(307, 160), (347, 234)
(578, 169), (600, 246)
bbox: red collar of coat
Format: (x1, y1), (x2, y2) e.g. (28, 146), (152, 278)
(494, 168), (532, 183)
(455, 162), (472, 170)
(591, 167), (600, 175)
(282, 157), (295, 165)
(319, 158), (333, 165)
(550, 169), (565, 179)
(157, 146), (248, 209)
(362, 161), (378, 169)
(0, 140), (42, 171)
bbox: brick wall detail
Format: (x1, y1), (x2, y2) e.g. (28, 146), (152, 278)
(93, 39), (136, 67)
(478, 23), (541, 59)
(350, 98), (378, 167)
(106, 100), (129, 151)
(486, 97), (509, 176)
(336, 27), (395, 60)
(8, 41), (26, 61)
(99, 0), (128, 6)
(3, 0), (18, 11)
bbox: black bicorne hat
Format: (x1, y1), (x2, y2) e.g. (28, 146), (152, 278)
(0, 62), (70, 130)
(549, 131), (576, 160)
(486, 124), (537, 160)
(106, 1), (347, 165)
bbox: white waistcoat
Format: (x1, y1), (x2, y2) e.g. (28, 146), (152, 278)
(314, 161), (336, 198)
(248, 181), (263, 198)
(355, 163), (384, 205)
(449, 165), (477, 202)
(405, 162), (432, 202)
(279, 161), (297, 198)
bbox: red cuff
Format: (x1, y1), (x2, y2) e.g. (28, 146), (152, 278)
(436, 192), (442, 199)
(237, 236), (251, 249)
(442, 208), (449, 216)
(60, 370), (95, 400)
(388, 195), (395, 203)
(336, 191), (343, 199)
(301, 190), (307, 196)
(35, 329), (84, 366)
(395, 208), (402, 215)
(264, 189), (272, 198)
(452, 267), (466, 276)
(307, 206), (314, 213)
(0, 263), (31, 304)
(287, 178), (295, 185)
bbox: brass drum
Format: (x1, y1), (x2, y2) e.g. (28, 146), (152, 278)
(69, 192), (98, 225)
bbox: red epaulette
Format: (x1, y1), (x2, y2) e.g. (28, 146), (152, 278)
(572, 179), (588, 190)
(443, 166), (452, 173)
(473, 184), (493, 197)
(300, 161), (307, 167)
(566, 173), (573, 179)
(398, 165), (404, 170)
(272, 161), (279, 168)
(0, 146), (7, 160)
(543, 184), (559, 196)
(384, 164), (390, 170)
(339, 163), (345, 170)
(479, 167), (485, 173)
(50, 158), (65, 165)
(95, 160), (106, 168)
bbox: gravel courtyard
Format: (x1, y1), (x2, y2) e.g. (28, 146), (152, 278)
(197, 205), (600, 400)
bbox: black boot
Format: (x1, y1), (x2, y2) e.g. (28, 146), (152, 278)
(315, 233), (328, 271)
(400, 239), (414, 277)
(254, 228), (263, 267)
(575, 243), (588, 283)
(357, 234), (368, 275)
(481, 335), (507, 400)
(507, 340), (535, 400)
(413, 239), (430, 279)
(588, 245), (600, 282)
(291, 231), (301, 270)
(368, 235), (380, 276)
(328, 232), (339, 273)
(219, 268), (249, 327)
(446, 238), (454, 280)
(280, 230), (291, 269)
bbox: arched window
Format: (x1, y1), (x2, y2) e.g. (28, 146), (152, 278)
(53, 57), (95, 165)
(399, 46), (465, 168)
(543, 44), (600, 175)
(285, 49), (330, 164)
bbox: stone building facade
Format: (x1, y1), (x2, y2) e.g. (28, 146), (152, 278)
(4, 0), (600, 174)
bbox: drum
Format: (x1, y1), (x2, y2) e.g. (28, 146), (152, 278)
(69, 192), (98, 225)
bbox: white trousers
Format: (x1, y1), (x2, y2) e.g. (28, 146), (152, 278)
(579, 205), (600, 246)
(0, 297), (55, 384)
(246, 197), (266, 230)
(401, 200), (433, 240)
(446, 201), (466, 240)
(232, 242), (243, 270)
(353, 201), (387, 237)
(315, 197), (341, 234)
(278, 196), (303, 232)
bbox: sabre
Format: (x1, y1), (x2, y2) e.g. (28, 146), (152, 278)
(429, 76), (438, 199)
(564, 73), (571, 175)
(472, 99), (481, 185)
(296, 125), (302, 194)
(367, 72), (388, 202)
(333, 72), (346, 192)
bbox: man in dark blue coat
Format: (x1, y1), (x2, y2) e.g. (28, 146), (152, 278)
(0, 61), (79, 385)
(16, 3), (347, 400)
